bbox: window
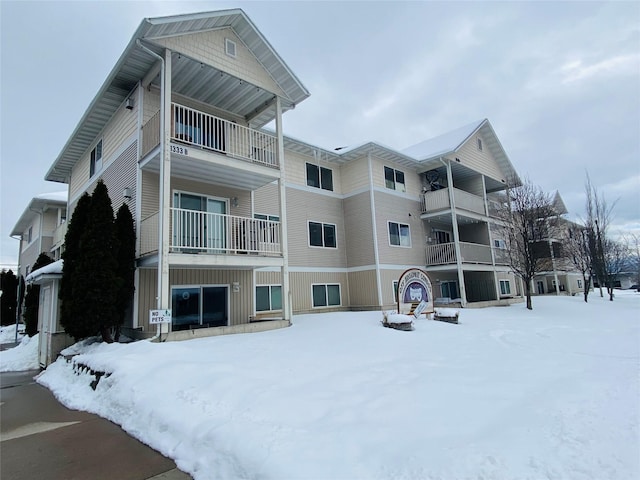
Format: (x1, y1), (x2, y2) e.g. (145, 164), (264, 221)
(225, 38), (237, 58)
(493, 239), (507, 249)
(477, 138), (483, 151)
(433, 229), (451, 244)
(306, 163), (333, 191)
(441, 281), (459, 299)
(500, 280), (511, 295)
(256, 285), (282, 311)
(308, 221), (337, 248)
(312, 284), (341, 307)
(90, 139), (103, 178)
(254, 213), (279, 222)
(388, 221), (411, 247)
(392, 281), (399, 303)
(577, 279), (583, 289)
(27, 226), (32, 244)
(384, 166), (405, 192)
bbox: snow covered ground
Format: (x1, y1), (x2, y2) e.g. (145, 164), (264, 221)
(31, 293), (640, 479)
(0, 332), (39, 371)
(0, 323), (24, 344)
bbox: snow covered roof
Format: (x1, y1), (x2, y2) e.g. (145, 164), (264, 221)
(402, 119), (485, 160)
(10, 192), (68, 237)
(26, 259), (64, 284)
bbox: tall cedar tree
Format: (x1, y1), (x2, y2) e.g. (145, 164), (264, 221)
(497, 176), (558, 310)
(74, 181), (120, 342)
(1, 269), (18, 326)
(23, 253), (55, 336)
(60, 192), (92, 339)
(113, 203), (136, 341)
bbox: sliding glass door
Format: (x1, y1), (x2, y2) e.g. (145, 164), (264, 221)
(173, 192), (227, 252)
(172, 286), (228, 331)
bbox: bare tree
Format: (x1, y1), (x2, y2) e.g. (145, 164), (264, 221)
(603, 239), (627, 300)
(584, 174), (616, 298)
(565, 222), (592, 302)
(497, 176), (559, 310)
(625, 233), (640, 292)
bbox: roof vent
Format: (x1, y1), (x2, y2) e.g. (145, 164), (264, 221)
(225, 38), (237, 58)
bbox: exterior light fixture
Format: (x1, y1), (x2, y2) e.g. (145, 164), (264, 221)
(125, 98), (133, 110)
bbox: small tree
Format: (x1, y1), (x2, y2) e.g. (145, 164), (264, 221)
(497, 176), (558, 310)
(60, 192), (92, 340)
(565, 223), (593, 302)
(1, 269), (18, 326)
(23, 253), (55, 336)
(73, 181), (119, 343)
(113, 203), (136, 341)
(626, 233), (640, 291)
(603, 239), (627, 300)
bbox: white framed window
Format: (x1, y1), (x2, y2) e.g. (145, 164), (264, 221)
(27, 226), (33, 244)
(225, 38), (237, 58)
(493, 239), (506, 249)
(90, 139), (103, 178)
(256, 285), (282, 312)
(312, 284), (341, 308)
(577, 279), (583, 289)
(254, 213), (279, 222)
(308, 221), (337, 248)
(392, 280), (399, 303)
(388, 221), (411, 247)
(499, 280), (511, 295)
(477, 138), (483, 151)
(306, 163), (333, 191)
(384, 166), (406, 192)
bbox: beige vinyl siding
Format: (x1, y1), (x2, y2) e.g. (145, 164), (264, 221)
(453, 175), (485, 197)
(137, 267), (253, 331)
(286, 188), (347, 268)
(143, 87), (161, 124)
(284, 150), (344, 194)
(42, 211), (59, 233)
(69, 94), (139, 201)
(374, 191), (425, 265)
(340, 156), (369, 195)
(153, 28), (286, 98)
(455, 134), (505, 183)
(290, 271), (348, 313)
(347, 270), (379, 309)
(141, 171), (160, 218)
(343, 192), (375, 267)
(255, 270), (282, 285)
(253, 182), (280, 217)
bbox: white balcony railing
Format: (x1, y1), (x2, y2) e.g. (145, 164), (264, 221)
(421, 187), (486, 216)
(139, 209), (281, 257)
(426, 241), (493, 266)
(171, 103), (278, 168)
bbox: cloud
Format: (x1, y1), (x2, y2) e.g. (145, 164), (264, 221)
(561, 54), (640, 84)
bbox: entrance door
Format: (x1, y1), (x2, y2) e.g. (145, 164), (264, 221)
(38, 286), (52, 367)
(174, 192), (227, 251)
(537, 281), (545, 294)
(171, 286), (228, 331)
(440, 281), (458, 299)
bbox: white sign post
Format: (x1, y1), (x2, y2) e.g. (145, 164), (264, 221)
(149, 309), (171, 342)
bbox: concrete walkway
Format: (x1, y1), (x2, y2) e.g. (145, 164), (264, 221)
(0, 370), (191, 480)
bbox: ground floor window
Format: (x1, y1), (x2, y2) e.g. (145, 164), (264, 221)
(392, 280), (399, 302)
(499, 280), (511, 295)
(440, 281), (458, 299)
(256, 285), (282, 312)
(578, 279), (583, 289)
(312, 284), (341, 308)
(171, 285), (228, 330)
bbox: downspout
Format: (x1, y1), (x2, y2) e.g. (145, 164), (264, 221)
(136, 40), (167, 337)
(367, 152), (383, 308)
(441, 158), (467, 307)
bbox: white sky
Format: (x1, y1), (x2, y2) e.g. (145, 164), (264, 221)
(1, 1), (639, 268)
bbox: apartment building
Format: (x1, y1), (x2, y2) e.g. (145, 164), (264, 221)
(10, 192), (68, 278)
(39, 9), (526, 339)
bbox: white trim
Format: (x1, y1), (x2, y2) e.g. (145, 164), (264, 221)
(256, 264), (421, 274)
(285, 182), (343, 199)
(305, 162), (334, 192)
(310, 283), (342, 308)
(255, 284), (283, 312)
(224, 38), (237, 58)
(383, 165), (406, 192)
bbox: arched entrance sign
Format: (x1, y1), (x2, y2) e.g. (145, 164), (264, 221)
(397, 268), (434, 317)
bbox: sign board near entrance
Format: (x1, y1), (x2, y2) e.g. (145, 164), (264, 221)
(149, 309), (172, 324)
(397, 268), (434, 316)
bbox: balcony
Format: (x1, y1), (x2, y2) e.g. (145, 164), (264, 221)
(421, 188), (486, 216)
(425, 241), (493, 266)
(52, 222), (67, 250)
(139, 209), (281, 259)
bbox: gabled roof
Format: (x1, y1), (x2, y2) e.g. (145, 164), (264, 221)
(46, 9), (310, 184)
(10, 192), (68, 237)
(552, 191), (568, 215)
(402, 119), (520, 186)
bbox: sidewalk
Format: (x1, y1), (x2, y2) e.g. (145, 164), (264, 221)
(0, 370), (192, 480)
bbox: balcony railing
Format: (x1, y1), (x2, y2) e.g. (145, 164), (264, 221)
(426, 241), (493, 266)
(171, 103), (278, 168)
(421, 187), (486, 216)
(139, 209), (281, 257)
(52, 222), (67, 249)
